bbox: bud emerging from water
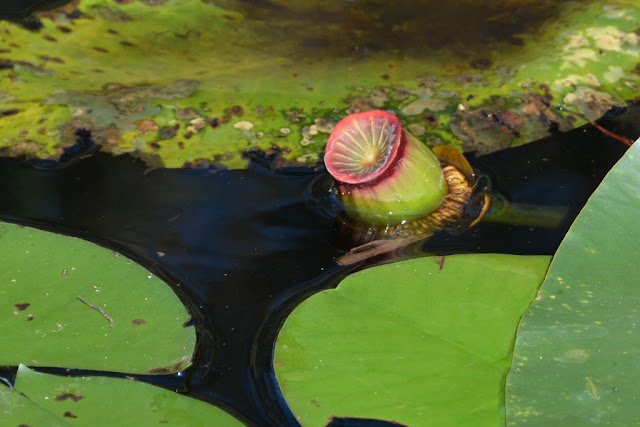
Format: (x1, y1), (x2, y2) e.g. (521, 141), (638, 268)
(324, 110), (448, 225)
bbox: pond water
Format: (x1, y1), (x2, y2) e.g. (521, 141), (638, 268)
(1, 0), (640, 425)
(0, 104), (638, 425)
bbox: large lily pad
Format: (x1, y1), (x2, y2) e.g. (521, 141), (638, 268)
(7, 364), (243, 426)
(0, 222), (195, 374)
(275, 254), (551, 426)
(506, 140), (640, 424)
(0, 381), (69, 426)
(0, 1), (638, 168)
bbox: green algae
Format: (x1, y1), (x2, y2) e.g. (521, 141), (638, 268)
(0, 0), (638, 169)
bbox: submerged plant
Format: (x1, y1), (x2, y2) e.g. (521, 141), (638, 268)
(324, 110), (473, 239)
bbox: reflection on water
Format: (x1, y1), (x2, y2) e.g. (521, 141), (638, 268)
(0, 104), (637, 425)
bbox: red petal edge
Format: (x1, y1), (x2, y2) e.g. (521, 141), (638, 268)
(324, 110), (403, 184)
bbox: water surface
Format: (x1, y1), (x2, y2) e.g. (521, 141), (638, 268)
(0, 105), (637, 425)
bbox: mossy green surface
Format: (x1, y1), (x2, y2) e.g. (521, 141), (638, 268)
(0, 0), (638, 169)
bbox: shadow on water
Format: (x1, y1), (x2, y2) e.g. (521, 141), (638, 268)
(0, 104), (638, 425)
(0, 0), (593, 66)
(0, 0), (70, 20)
(215, 0), (579, 61)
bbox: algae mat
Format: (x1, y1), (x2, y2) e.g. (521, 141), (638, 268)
(0, 0), (638, 168)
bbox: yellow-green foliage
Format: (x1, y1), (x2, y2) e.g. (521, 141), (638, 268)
(0, 0), (638, 168)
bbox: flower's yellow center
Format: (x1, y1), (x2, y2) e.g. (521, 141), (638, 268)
(361, 147), (380, 168)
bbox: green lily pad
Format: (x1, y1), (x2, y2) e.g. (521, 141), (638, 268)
(0, 382), (70, 426)
(506, 139), (640, 424)
(0, 1), (638, 168)
(0, 222), (195, 374)
(275, 254), (551, 426)
(9, 364), (243, 426)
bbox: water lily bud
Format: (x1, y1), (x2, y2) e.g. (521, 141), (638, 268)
(324, 110), (448, 225)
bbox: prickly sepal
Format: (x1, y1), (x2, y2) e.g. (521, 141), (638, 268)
(324, 110), (448, 226)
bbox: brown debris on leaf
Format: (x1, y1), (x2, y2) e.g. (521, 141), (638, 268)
(54, 392), (84, 402)
(187, 118), (206, 133)
(452, 89), (584, 154)
(182, 158), (213, 169)
(345, 96), (376, 114)
(138, 119), (158, 133)
(562, 86), (626, 120)
(337, 235), (426, 266)
(452, 104), (524, 154)
(0, 142), (46, 158)
(36, 0), (84, 21)
(224, 105), (244, 116)
(175, 108), (198, 120)
(147, 355), (191, 375)
(159, 124), (180, 139)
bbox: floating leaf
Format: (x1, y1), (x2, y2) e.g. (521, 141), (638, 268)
(275, 254), (550, 426)
(0, 223), (195, 374)
(9, 365), (242, 426)
(506, 139), (640, 424)
(0, 1), (638, 167)
(0, 382), (69, 426)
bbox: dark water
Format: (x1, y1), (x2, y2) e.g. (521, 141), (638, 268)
(0, 105), (637, 425)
